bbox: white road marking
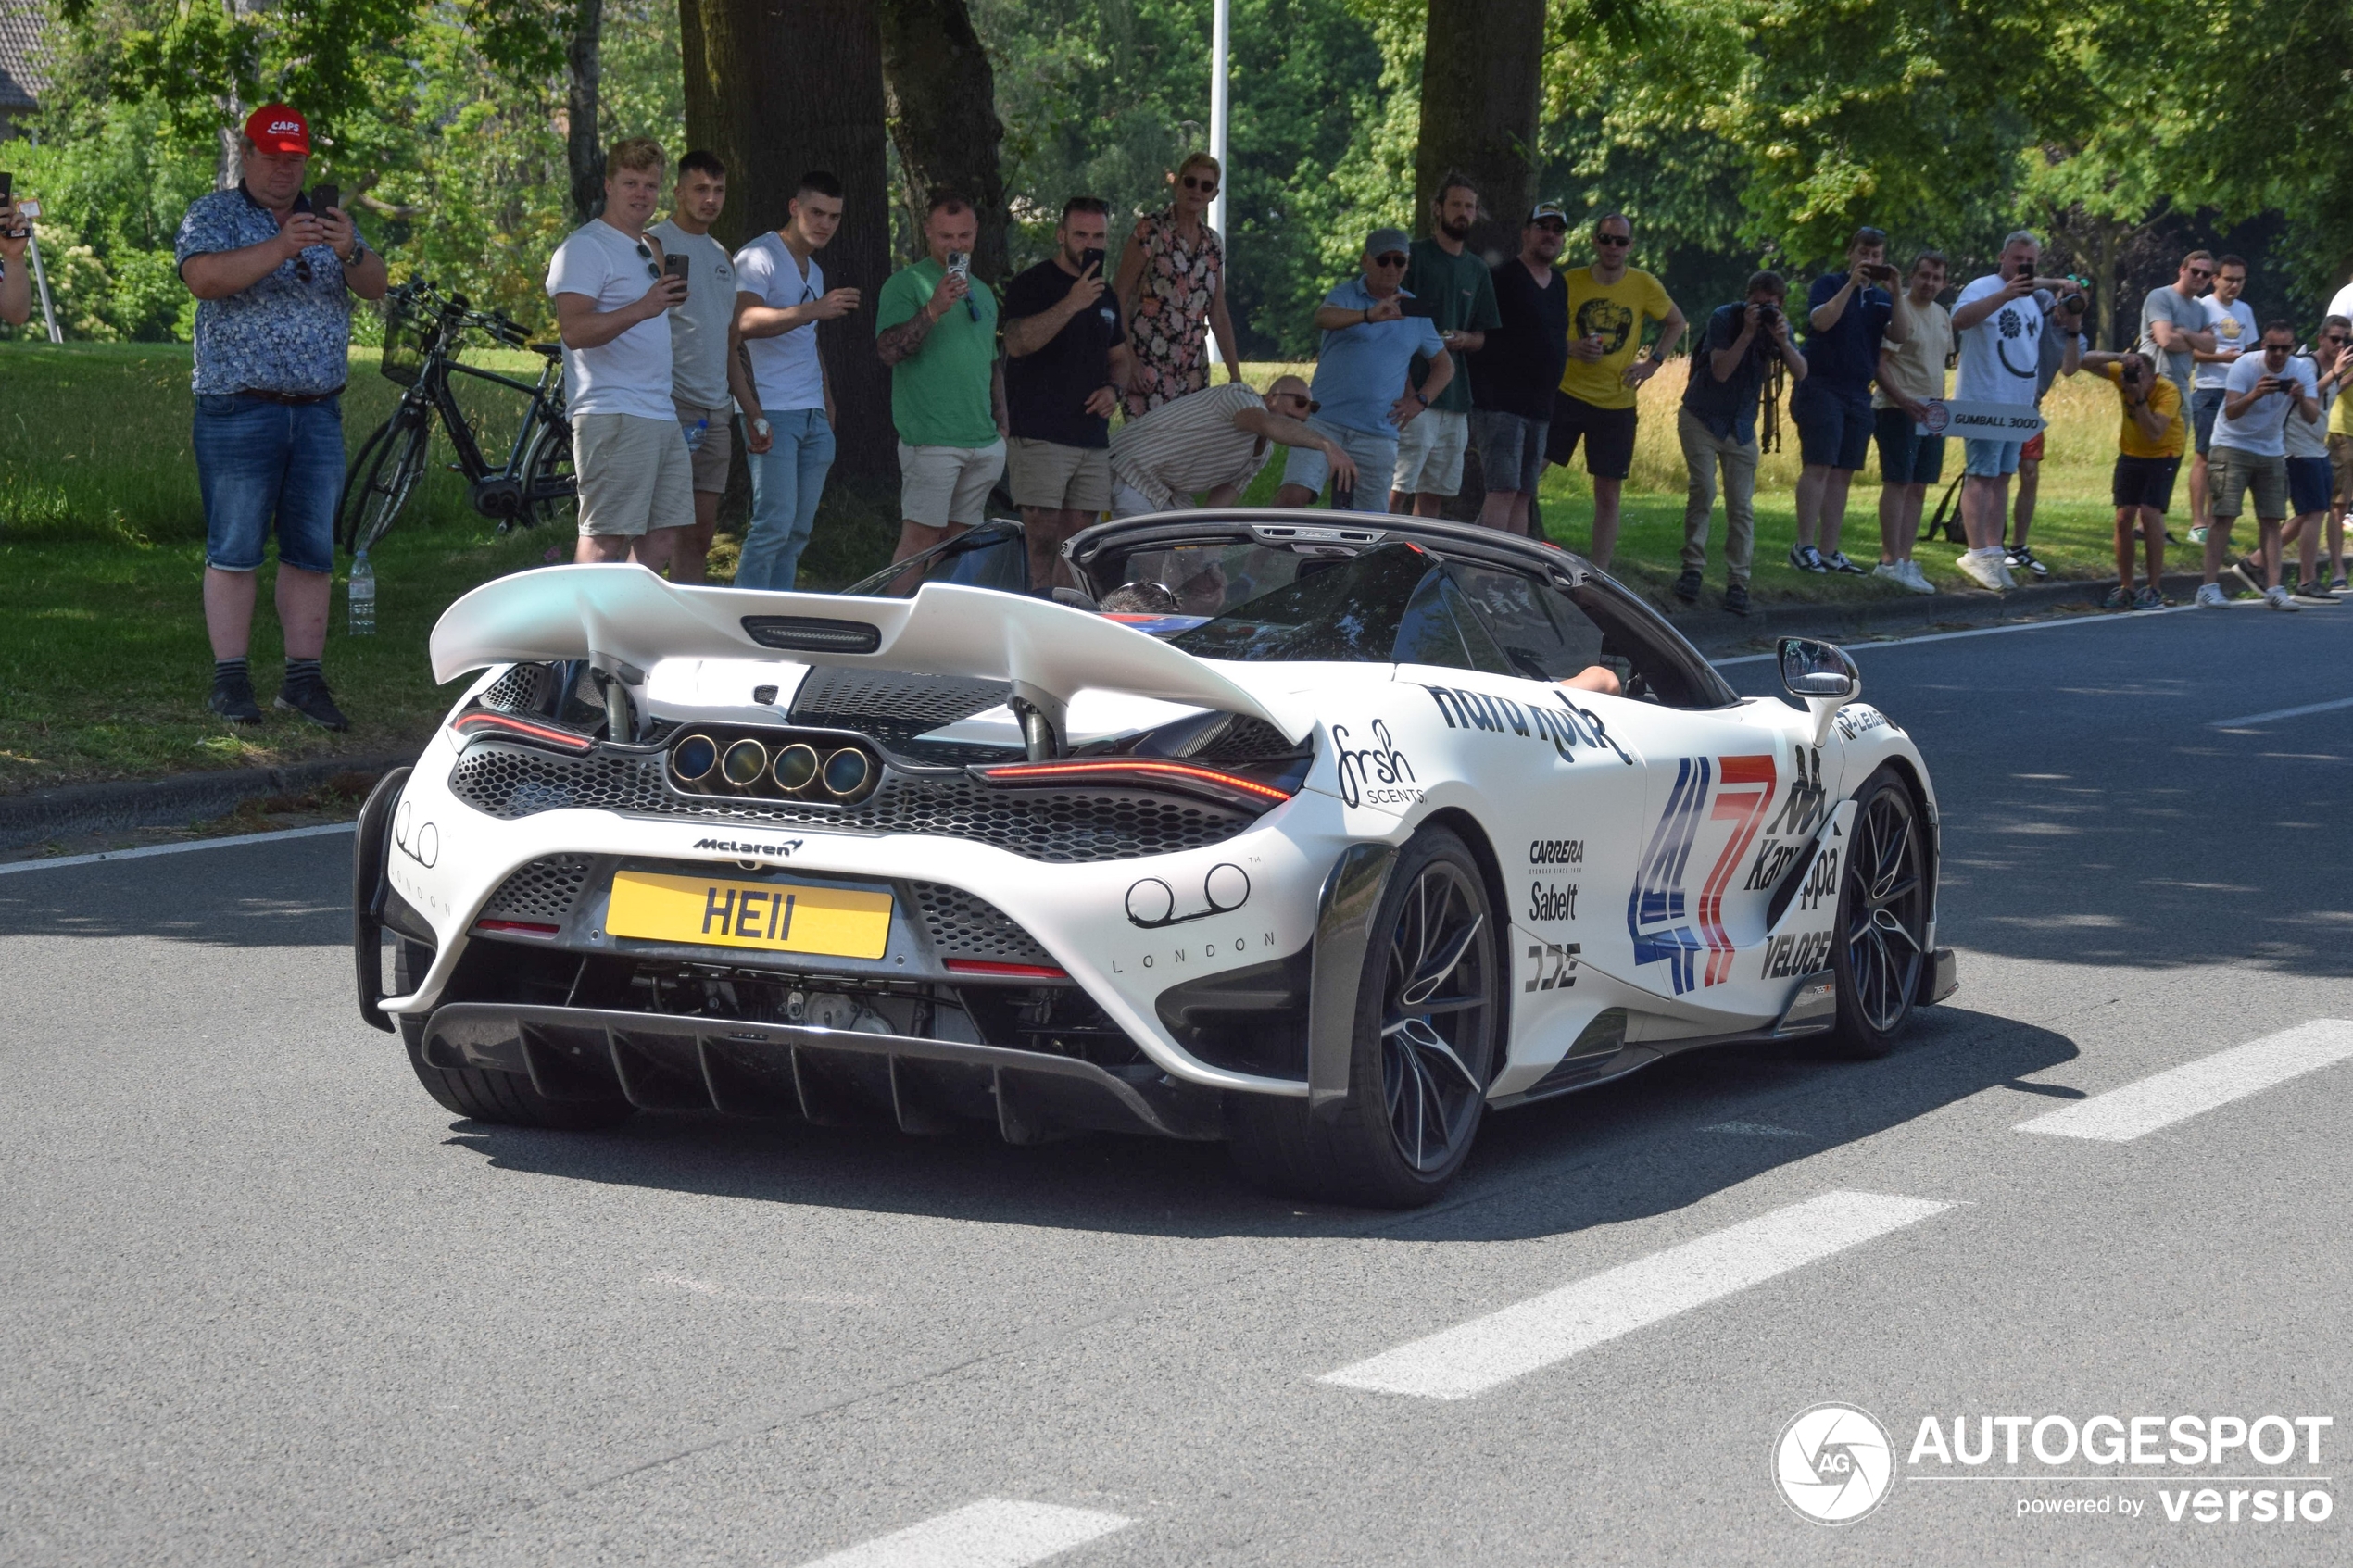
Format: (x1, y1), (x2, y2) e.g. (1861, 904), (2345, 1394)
(791, 1499), (1133, 1568)
(2209, 694), (2353, 728)
(2014, 1020), (2353, 1142)
(1317, 1189), (1952, 1400)
(1711, 605), (2198, 667)
(0, 821), (354, 876)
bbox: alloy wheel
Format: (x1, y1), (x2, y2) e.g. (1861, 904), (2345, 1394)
(1378, 859), (1496, 1173)
(1842, 785), (1926, 1033)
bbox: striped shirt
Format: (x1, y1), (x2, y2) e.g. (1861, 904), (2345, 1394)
(1108, 381), (1269, 508)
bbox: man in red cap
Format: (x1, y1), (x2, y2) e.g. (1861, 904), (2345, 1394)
(175, 104), (388, 729)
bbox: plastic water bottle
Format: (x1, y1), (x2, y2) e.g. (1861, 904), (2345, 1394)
(348, 552), (376, 636)
(683, 417), (709, 452)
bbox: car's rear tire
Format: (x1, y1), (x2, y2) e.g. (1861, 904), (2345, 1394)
(1229, 827), (1501, 1207)
(1822, 767), (1930, 1060)
(393, 944), (635, 1130)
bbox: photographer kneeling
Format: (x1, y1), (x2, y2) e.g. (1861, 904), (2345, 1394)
(1677, 270), (1806, 616)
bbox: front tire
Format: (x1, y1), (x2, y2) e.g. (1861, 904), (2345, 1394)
(1229, 828), (1501, 1207)
(1823, 768), (1930, 1059)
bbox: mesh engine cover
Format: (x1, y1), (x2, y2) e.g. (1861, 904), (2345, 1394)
(447, 741), (1252, 862)
(787, 666), (1013, 746)
(478, 854), (593, 922)
(911, 882), (1055, 966)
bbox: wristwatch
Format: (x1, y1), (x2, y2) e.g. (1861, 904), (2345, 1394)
(1412, 390), (1428, 408)
(341, 238), (366, 268)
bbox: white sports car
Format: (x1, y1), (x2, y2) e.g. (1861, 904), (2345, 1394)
(356, 512), (1955, 1206)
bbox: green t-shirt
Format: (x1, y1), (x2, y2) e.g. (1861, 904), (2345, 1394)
(1403, 237), (1502, 413)
(875, 258), (1001, 447)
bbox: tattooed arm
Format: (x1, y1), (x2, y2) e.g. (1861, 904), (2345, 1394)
(877, 268), (967, 367)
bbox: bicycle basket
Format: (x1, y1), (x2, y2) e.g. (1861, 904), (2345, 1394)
(379, 293), (427, 386)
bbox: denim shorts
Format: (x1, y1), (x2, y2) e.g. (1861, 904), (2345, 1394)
(2190, 387), (2228, 456)
(193, 393), (344, 575)
(2287, 455), (2334, 517)
(1963, 437), (2024, 479)
(1281, 418), (1399, 507)
(1872, 407), (1944, 486)
(1469, 408), (1548, 494)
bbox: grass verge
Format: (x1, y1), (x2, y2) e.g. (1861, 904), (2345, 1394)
(4, 344), (2134, 793)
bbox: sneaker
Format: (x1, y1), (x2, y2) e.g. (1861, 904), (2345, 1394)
(2292, 578), (2339, 603)
(208, 670), (262, 725)
(1897, 558), (1935, 594)
(1722, 581), (1752, 617)
(2189, 525), (2208, 546)
(1956, 547), (2007, 592)
(2195, 583), (2228, 608)
(2334, 577), (2349, 593)
(2227, 557), (2265, 597)
(1788, 543), (1828, 573)
(2265, 584), (2300, 612)
(1871, 560), (1909, 590)
(1672, 567), (1703, 603)
(2101, 583), (2131, 610)
(1821, 550), (1868, 575)
(2133, 585), (2165, 610)
(1996, 556), (2019, 590)
(275, 672), (351, 731)
(2006, 545), (2051, 579)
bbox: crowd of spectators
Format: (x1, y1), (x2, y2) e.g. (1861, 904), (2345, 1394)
(151, 107), (2353, 727)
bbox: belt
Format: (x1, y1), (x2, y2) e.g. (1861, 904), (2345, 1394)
(235, 387), (346, 405)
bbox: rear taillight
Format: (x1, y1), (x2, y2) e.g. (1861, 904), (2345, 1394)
(971, 758), (1296, 810)
(450, 709), (596, 753)
(473, 919), (560, 937)
(944, 958), (1070, 980)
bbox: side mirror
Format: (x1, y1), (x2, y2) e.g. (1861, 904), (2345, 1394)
(1779, 636), (1860, 746)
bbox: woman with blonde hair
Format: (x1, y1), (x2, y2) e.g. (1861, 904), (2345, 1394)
(1113, 151), (1243, 417)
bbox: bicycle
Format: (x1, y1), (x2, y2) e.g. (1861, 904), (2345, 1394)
(336, 280), (575, 556)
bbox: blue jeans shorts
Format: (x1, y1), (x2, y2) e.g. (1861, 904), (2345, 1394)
(194, 393), (344, 575)
(1963, 437), (2024, 479)
(1281, 418), (1399, 506)
(1791, 383), (1873, 470)
(2190, 387), (2228, 456)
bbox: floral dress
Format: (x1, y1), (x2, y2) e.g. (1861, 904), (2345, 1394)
(1124, 208), (1224, 418)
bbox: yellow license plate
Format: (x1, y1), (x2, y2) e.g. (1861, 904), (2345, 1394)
(605, 872), (893, 959)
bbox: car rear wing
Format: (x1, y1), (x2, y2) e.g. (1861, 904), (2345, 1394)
(429, 564), (1309, 752)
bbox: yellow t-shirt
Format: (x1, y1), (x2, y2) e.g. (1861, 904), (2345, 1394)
(1558, 267), (1676, 410)
(2333, 377), (2353, 438)
(2096, 362), (2183, 458)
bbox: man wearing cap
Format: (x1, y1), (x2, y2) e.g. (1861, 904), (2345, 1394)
(176, 105), (389, 731)
(1274, 227), (1453, 510)
(1466, 202), (1571, 534)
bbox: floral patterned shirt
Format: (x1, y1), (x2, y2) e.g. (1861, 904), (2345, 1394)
(1123, 207), (1224, 419)
(174, 184), (361, 396)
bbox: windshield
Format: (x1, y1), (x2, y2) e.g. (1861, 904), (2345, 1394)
(1168, 543), (1512, 671)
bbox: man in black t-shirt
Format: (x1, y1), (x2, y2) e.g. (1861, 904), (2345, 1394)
(1003, 195), (1133, 589)
(1466, 202), (1570, 534)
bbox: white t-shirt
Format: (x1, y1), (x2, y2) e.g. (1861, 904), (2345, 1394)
(1952, 275), (2044, 407)
(2211, 351), (2316, 458)
(733, 232), (826, 414)
(2196, 297), (2258, 391)
(2282, 356), (2334, 460)
(649, 220), (736, 409)
(545, 220), (674, 421)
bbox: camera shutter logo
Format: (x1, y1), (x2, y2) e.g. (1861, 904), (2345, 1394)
(1773, 1403), (1894, 1524)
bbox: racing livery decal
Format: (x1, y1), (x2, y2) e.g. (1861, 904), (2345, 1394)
(1628, 753), (1778, 994)
(1417, 684), (1633, 764)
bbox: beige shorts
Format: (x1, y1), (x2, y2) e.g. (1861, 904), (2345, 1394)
(675, 400), (735, 495)
(2209, 445), (2287, 521)
(898, 438), (1006, 530)
(1391, 408), (1469, 496)
(1005, 438), (1112, 512)
(574, 411), (696, 537)
(2330, 433), (2353, 508)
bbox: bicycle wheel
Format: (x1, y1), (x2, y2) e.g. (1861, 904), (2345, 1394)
(517, 419), (577, 533)
(335, 420), (390, 555)
(347, 415), (431, 556)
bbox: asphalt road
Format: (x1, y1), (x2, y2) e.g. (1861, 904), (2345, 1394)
(6, 600), (2351, 1566)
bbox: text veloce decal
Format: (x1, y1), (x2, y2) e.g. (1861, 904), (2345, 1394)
(1626, 754), (1777, 994)
(1417, 684), (1633, 765)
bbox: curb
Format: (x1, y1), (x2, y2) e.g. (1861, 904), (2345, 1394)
(1664, 571), (2214, 657)
(0, 751), (417, 852)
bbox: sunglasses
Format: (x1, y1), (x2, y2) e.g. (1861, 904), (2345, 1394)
(1371, 253), (1408, 268)
(2323, 333), (2349, 345)
(1534, 220), (1567, 234)
(2185, 266), (2214, 278)
(635, 239), (659, 280)
(1595, 233), (1631, 246)
(1180, 175), (1218, 194)
(1276, 392), (1319, 413)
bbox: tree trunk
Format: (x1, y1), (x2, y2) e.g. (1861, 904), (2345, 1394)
(682, 0), (895, 480)
(2095, 218), (2120, 350)
(566, 0), (607, 225)
(877, 0), (1008, 282)
(1413, 0), (1545, 267)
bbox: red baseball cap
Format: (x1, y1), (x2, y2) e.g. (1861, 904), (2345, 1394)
(243, 105), (311, 157)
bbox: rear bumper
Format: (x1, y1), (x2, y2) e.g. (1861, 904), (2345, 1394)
(421, 1001), (1225, 1143)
